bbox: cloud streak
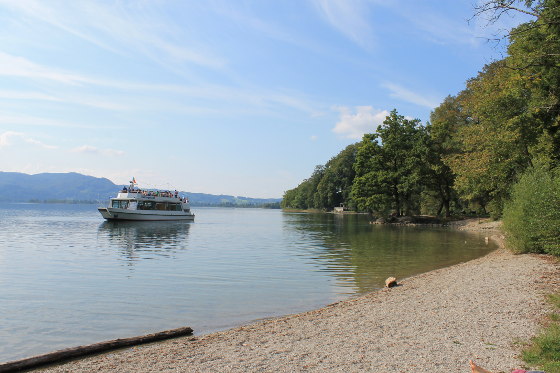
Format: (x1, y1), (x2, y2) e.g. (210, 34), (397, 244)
(0, 112), (118, 129)
(1, 0), (226, 72)
(382, 82), (441, 109)
(0, 52), (94, 85)
(0, 52), (323, 118)
(71, 145), (125, 157)
(312, 0), (375, 50)
(332, 106), (388, 139)
(0, 131), (57, 149)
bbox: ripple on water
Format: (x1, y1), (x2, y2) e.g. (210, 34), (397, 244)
(0, 204), (495, 362)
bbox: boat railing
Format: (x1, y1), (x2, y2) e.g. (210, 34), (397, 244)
(115, 191), (189, 203)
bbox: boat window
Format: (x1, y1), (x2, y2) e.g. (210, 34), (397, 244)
(137, 201), (156, 210)
(155, 203), (166, 211)
(111, 200), (129, 209)
(166, 203), (182, 211)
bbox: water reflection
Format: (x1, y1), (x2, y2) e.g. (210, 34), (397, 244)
(0, 205), (499, 363)
(98, 220), (191, 263)
(282, 212), (495, 294)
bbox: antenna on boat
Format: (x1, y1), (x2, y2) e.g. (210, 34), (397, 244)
(129, 177), (137, 190)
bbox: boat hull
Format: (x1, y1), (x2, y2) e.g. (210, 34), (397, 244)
(98, 207), (195, 221)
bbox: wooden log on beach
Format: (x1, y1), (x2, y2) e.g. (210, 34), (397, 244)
(0, 326), (193, 373)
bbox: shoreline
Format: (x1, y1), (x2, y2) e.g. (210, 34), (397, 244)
(32, 220), (558, 372)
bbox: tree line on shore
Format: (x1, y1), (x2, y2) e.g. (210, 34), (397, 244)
(282, 0), (560, 255)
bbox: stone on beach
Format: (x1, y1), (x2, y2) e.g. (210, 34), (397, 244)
(385, 276), (398, 288)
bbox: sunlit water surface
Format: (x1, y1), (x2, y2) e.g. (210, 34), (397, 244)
(0, 204), (496, 362)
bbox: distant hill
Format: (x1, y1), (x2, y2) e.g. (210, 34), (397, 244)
(0, 172), (282, 207)
(0, 172), (116, 203)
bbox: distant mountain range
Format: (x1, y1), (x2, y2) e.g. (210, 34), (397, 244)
(0, 172), (282, 207)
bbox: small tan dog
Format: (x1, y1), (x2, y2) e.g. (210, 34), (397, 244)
(470, 360), (493, 373)
(469, 360), (543, 373)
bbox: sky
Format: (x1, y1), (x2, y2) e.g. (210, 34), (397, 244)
(0, 0), (529, 198)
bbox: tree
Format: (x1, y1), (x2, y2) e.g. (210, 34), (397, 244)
(315, 144), (357, 210)
(281, 165), (327, 210)
(424, 95), (466, 216)
(442, 61), (536, 216)
(476, 0), (560, 164)
(352, 110), (428, 215)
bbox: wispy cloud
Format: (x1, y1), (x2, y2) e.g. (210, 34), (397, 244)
(71, 145), (125, 157)
(211, 1), (327, 55)
(0, 131), (23, 147)
(0, 89), (130, 111)
(0, 52), (322, 117)
(1, 0), (226, 72)
(0, 112), (116, 129)
(0, 52), (93, 85)
(312, 0), (375, 50)
(382, 82), (441, 109)
(394, 6), (478, 47)
(0, 130), (57, 149)
(24, 137), (58, 149)
(0, 90), (59, 102)
(332, 106), (388, 139)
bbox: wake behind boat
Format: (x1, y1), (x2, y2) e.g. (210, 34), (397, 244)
(98, 178), (195, 221)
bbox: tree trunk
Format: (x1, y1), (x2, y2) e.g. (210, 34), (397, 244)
(444, 199), (451, 217)
(436, 201), (444, 217)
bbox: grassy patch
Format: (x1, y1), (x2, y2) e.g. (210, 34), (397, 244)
(522, 294), (560, 372)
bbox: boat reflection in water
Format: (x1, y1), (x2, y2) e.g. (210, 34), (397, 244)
(98, 220), (192, 263)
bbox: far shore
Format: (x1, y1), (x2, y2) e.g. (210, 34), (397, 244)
(33, 219), (558, 372)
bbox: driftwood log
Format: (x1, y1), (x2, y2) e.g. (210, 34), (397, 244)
(0, 326), (193, 373)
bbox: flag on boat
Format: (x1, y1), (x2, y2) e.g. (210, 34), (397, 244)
(131, 177), (137, 184)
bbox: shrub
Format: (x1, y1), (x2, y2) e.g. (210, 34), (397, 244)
(502, 166), (560, 255)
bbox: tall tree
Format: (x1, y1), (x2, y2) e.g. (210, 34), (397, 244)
(315, 144), (357, 210)
(352, 110), (428, 215)
(444, 61), (535, 216)
(476, 0), (560, 164)
(425, 95), (466, 216)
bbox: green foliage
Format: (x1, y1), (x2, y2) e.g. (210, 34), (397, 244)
(507, 0), (560, 164)
(425, 95), (465, 216)
(315, 144), (357, 210)
(523, 323), (560, 372)
(281, 144), (357, 210)
(352, 110), (428, 215)
(445, 61), (534, 216)
(435, 0), (560, 217)
(522, 292), (560, 372)
(502, 165), (560, 254)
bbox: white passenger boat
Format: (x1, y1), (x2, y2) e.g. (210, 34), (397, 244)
(98, 179), (195, 221)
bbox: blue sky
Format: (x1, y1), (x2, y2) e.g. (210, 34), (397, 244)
(0, 0), (527, 198)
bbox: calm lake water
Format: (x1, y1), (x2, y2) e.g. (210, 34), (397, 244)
(0, 204), (496, 362)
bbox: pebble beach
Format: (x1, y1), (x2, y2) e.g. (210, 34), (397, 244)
(35, 221), (558, 373)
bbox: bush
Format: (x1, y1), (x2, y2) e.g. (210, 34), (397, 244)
(502, 166), (560, 255)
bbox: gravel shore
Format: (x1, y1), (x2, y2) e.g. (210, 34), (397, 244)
(38, 224), (559, 373)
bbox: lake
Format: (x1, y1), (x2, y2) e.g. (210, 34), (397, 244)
(0, 204), (495, 362)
